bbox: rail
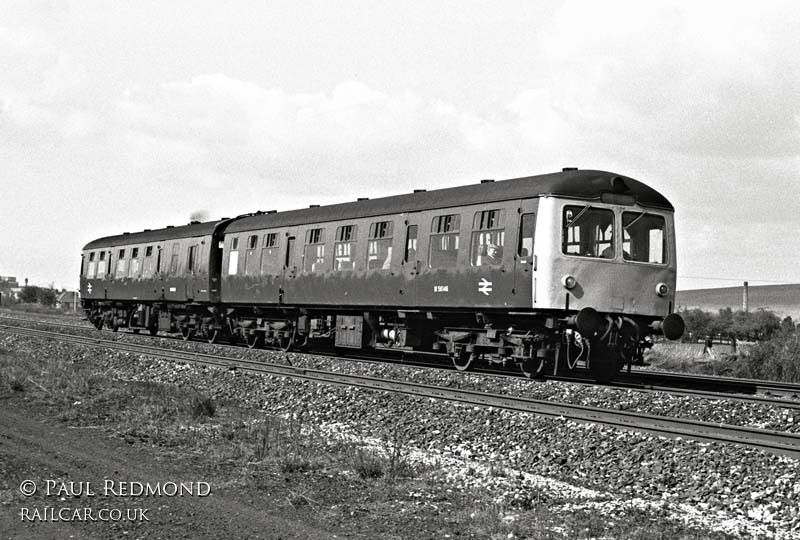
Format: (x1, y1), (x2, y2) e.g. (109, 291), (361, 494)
(2, 323), (800, 459)
(2, 313), (800, 410)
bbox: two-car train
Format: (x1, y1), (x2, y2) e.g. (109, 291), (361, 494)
(80, 169), (684, 382)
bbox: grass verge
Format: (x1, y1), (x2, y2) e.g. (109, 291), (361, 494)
(0, 338), (732, 539)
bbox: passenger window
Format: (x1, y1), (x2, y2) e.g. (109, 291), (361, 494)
(260, 233), (281, 275)
(367, 221), (393, 270)
(334, 225), (357, 271)
(187, 245), (198, 273)
(129, 247), (141, 277)
(623, 212), (666, 264)
(429, 214), (460, 269)
(303, 228), (325, 273)
(404, 225), (418, 263)
(471, 210), (505, 266)
(115, 249), (128, 278)
(228, 237), (239, 276)
(244, 235), (260, 276)
(97, 251), (107, 276)
(562, 206), (614, 259)
(142, 246), (155, 278)
(517, 213), (535, 261)
(170, 243), (180, 274)
(87, 252), (97, 278)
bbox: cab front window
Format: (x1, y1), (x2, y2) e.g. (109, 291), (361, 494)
(562, 206), (614, 259)
(622, 212), (666, 264)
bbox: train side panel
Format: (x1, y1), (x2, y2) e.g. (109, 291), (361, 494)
(220, 199), (540, 311)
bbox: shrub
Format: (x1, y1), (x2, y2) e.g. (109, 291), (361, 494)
(189, 394), (216, 418)
(728, 331), (800, 382)
(351, 448), (385, 479)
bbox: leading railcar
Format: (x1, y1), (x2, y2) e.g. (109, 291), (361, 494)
(80, 169), (684, 382)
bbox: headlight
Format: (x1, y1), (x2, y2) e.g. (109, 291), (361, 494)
(561, 275), (577, 289)
(656, 282), (669, 296)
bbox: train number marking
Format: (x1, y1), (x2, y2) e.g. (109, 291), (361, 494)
(433, 285), (449, 293)
(478, 278), (492, 296)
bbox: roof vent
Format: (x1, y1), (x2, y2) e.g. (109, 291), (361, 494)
(265, 210), (277, 214)
(221, 217), (230, 220)
(189, 220), (200, 225)
(122, 232), (130, 235)
(166, 225), (174, 229)
(413, 189), (426, 193)
(309, 204), (320, 208)
(562, 167), (578, 171)
(357, 197), (369, 201)
(480, 179), (494, 184)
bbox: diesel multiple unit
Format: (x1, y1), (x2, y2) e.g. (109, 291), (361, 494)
(80, 169), (684, 381)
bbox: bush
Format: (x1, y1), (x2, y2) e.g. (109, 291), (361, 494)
(727, 331), (800, 382)
(351, 448), (385, 479)
(189, 394), (216, 418)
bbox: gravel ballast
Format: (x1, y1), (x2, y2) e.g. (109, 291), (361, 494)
(2, 331), (799, 539)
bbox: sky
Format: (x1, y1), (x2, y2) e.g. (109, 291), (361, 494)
(1, 0), (798, 291)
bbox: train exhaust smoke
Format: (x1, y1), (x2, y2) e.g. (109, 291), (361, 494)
(189, 210), (208, 223)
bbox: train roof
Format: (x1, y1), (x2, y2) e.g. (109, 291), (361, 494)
(226, 169), (674, 233)
(82, 170), (674, 249)
(83, 220), (220, 250)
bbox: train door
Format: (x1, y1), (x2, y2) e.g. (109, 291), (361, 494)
(280, 235), (296, 304)
(400, 216), (420, 306)
(512, 198), (538, 308)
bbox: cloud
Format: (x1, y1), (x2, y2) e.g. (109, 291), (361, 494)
(526, 1), (800, 159)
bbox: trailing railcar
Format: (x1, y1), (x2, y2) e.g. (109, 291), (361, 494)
(80, 169), (684, 382)
(80, 220), (226, 335)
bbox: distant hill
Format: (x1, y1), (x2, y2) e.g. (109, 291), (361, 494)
(676, 284), (800, 321)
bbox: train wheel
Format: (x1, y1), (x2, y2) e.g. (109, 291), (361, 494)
(111, 324), (119, 333)
(92, 318), (103, 331)
(519, 357), (545, 378)
(245, 332), (262, 350)
(149, 327), (158, 336)
(452, 347), (475, 371)
(132, 329), (140, 334)
(207, 329), (219, 344)
(181, 327), (194, 341)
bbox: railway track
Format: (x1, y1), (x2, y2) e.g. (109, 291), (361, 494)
(2, 323), (800, 459)
(2, 313), (800, 410)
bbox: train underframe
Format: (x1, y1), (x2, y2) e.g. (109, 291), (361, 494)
(82, 300), (683, 382)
